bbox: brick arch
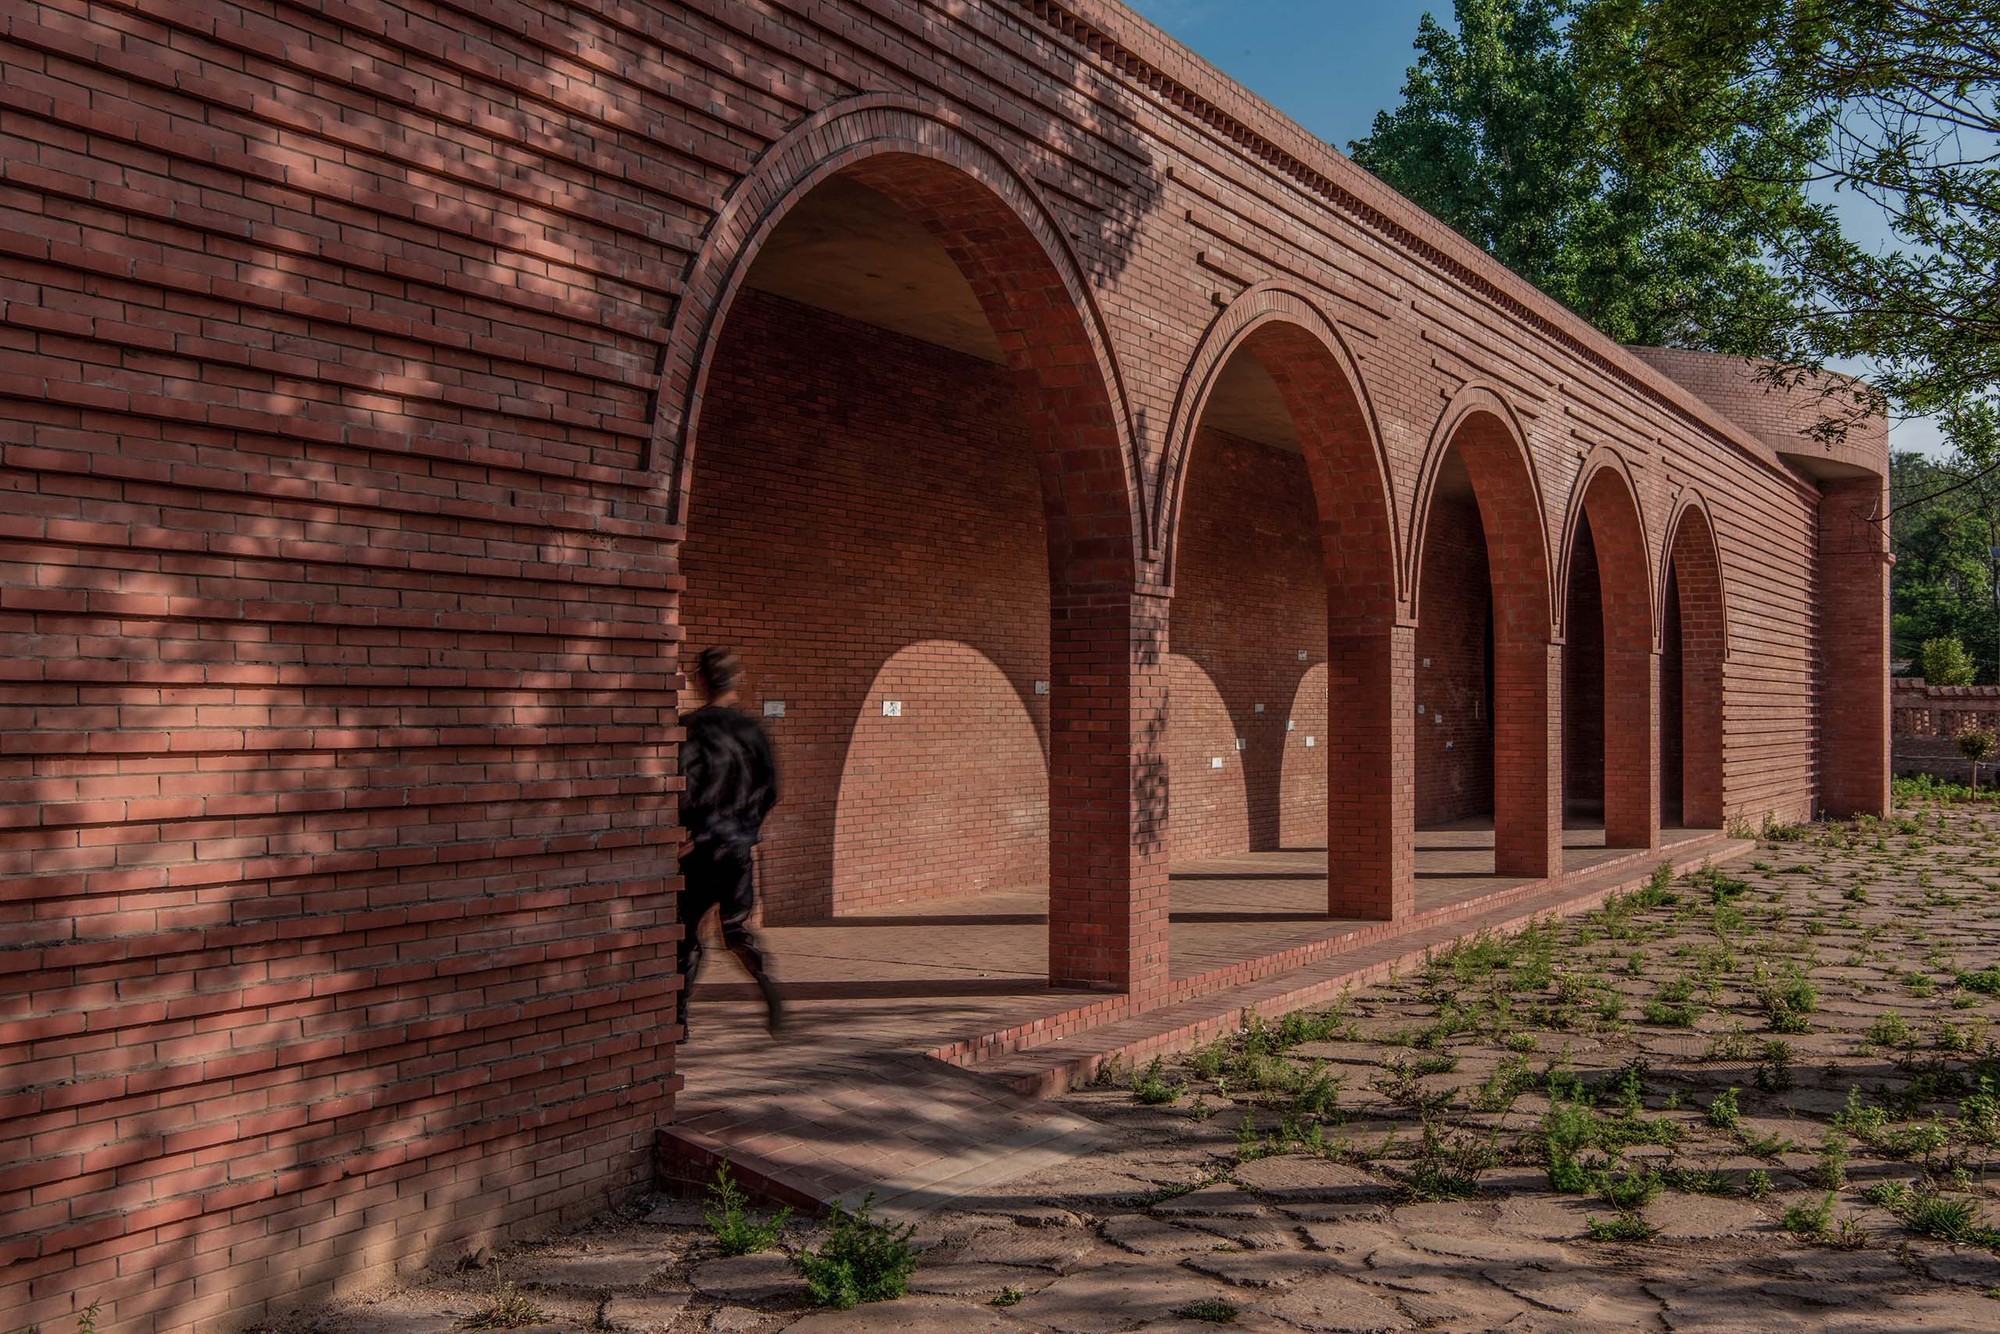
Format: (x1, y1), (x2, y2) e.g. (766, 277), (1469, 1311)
(652, 94), (1146, 584)
(663, 97), (1165, 993)
(1561, 456), (1657, 849)
(1157, 285), (1399, 619)
(1664, 497), (1728, 827)
(1412, 386), (1559, 876)
(1409, 386), (1553, 637)
(1160, 288), (1411, 918)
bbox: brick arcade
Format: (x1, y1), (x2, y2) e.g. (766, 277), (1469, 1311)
(0, 1), (1888, 1330)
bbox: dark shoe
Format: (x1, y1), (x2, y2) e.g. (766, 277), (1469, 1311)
(757, 975), (785, 1035)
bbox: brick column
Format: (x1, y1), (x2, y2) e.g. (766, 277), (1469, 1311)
(1603, 644), (1660, 849)
(1495, 639), (1562, 877)
(1048, 587), (1171, 994)
(1326, 622), (1415, 919)
(1819, 476), (1890, 817)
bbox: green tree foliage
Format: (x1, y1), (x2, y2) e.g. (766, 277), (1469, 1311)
(1893, 451), (2000, 681)
(1579, 0), (2000, 458)
(1349, 0), (1810, 354)
(1924, 636), (1977, 686)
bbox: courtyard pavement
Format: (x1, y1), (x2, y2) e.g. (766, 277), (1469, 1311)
(270, 802), (2000, 1330)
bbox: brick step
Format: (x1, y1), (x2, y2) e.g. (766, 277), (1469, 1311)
(928, 830), (1741, 1074)
(961, 834), (1753, 1098)
(654, 1047), (1114, 1222)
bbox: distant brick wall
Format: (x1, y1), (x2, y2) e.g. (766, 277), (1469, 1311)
(1892, 678), (2000, 781)
(1168, 430), (1325, 861)
(679, 294), (1050, 920)
(1415, 499), (1495, 824)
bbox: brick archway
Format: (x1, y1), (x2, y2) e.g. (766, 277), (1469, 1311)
(1563, 458), (1657, 849)
(1162, 290), (1410, 919)
(1413, 389), (1557, 877)
(667, 104), (1165, 993)
(1664, 500), (1728, 828)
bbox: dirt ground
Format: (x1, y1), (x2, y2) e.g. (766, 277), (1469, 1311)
(273, 799), (2000, 1332)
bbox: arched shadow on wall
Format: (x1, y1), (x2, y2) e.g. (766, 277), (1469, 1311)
(833, 641), (1048, 914)
(1166, 652), (1252, 861)
(1279, 663), (1330, 850)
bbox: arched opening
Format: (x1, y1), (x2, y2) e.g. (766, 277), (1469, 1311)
(676, 149), (1152, 991)
(1562, 466), (1656, 850)
(1165, 306), (1404, 919)
(1663, 504), (1726, 828)
(1414, 406), (1555, 877)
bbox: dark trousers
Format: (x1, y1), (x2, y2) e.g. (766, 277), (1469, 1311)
(675, 838), (771, 1026)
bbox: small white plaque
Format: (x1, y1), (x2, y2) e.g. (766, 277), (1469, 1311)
(1034, 680), (1051, 695)
(762, 700), (786, 718)
(1286, 719), (1295, 732)
(1433, 714), (1444, 726)
(1235, 737), (1247, 751)
(1422, 657), (1432, 668)
(1254, 702), (1265, 714)
(882, 700), (902, 717)
(1210, 756), (1224, 769)
(1297, 649), (1309, 661)
(1417, 703), (1426, 715)
(1305, 736), (1316, 747)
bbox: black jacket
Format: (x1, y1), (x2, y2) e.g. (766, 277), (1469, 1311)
(678, 705), (779, 850)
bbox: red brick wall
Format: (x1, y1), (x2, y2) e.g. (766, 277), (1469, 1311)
(0, 0), (686, 1318)
(1563, 520), (1606, 813)
(679, 293), (1051, 920)
(1167, 429), (1325, 861)
(1415, 498), (1495, 824)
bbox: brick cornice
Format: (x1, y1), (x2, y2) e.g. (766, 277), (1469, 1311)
(1017, 0), (1807, 485)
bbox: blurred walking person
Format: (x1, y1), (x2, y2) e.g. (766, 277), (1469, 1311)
(675, 647), (784, 1036)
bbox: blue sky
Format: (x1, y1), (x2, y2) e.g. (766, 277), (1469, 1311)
(1122, 0), (1437, 150)
(1123, 0), (1947, 455)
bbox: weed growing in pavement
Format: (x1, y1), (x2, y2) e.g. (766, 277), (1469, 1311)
(1405, 1114), (1498, 1201)
(1703, 1022), (1755, 1063)
(1897, 1189), (2000, 1248)
(1751, 962), (1817, 1033)
(1598, 1167), (1663, 1211)
(1744, 1170), (1774, 1200)
(1132, 1057), (1180, 1105)
(705, 1159), (790, 1257)
(459, 1283), (546, 1330)
(1172, 1299), (1241, 1324)
(1740, 1129), (1798, 1159)
(795, 1194), (918, 1309)
(1867, 1013), (1914, 1048)
(1707, 1087), (1742, 1130)
(992, 1286), (1024, 1307)
(1754, 1039), (1796, 1092)
(1813, 1130), (1850, 1189)
(1584, 1212), (1659, 1242)
(1784, 1192), (1837, 1240)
